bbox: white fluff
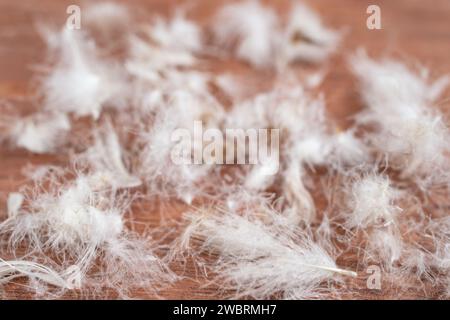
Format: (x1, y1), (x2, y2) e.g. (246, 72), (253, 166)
(180, 206), (356, 299)
(212, 2), (340, 68)
(127, 12), (202, 84)
(225, 81), (330, 163)
(213, 73), (249, 103)
(7, 192), (23, 218)
(3, 176), (124, 255)
(0, 258), (79, 291)
(244, 160), (278, 191)
(126, 35), (197, 82)
(21, 164), (65, 182)
(149, 12), (203, 53)
(76, 121), (141, 190)
(84, 2), (131, 40)
(274, 86), (331, 221)
(365, 227), (404, 271)
(2, 0), (448, 299)
(282, 162), (316, 224)
(41, 27), (128, 119)
(429, 217), (450, 296)
(212, 1), (278, 68)
(226, 81), (332, 222)
(136, 91), (222, 203)
(277, 3), (341, 67)
(329, 129), (369, 170)
(346, 173), (401, 229)
(0, 172), (172, 296)
(132, 68), (212, 110)
(351, 51), (450, 182)
(11, 112), (70, 154)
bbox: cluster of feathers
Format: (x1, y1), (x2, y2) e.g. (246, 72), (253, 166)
(0, 1), (450, 299)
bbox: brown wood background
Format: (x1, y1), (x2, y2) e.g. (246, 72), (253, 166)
(1, 0), (450, 299)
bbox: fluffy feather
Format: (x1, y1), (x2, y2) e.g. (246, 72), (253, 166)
(0, 172), (173, 296)
(0, 258), (79, 291)
(11, 112), (70, 154)
(179, 205), (356, 299)
(345, 173), (401, 229)
(41, 27), (128, 119)
(277, 3), (341, 67)
(226, 81), (331, 222)
(76, 121), (141, 190)
(126, 13), (202, 84)
(7, 193), (23, 218)
(136, 90), (223, 203)
(148, 12), (203, 53)
(212, 0), (278, 68)
(84, 2), (131, 41)
(213, 2), (340, 68)
(351, 51), (450, 183)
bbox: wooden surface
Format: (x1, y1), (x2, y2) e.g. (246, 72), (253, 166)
(1, 0), (450, 299)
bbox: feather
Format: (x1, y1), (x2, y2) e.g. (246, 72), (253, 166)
(351, 50), (450, 183)
(226, 80), (332, 222)
(136, 88), (223, 203)
(329, 129), (369, 170)
(6, 193), (24, 218)
(11, 112), (70, 154)
(180, 205), (356, 299)
(76, 121), (141, 190)
(0, 258), (78, 290)
(40, 27), (128, 119)
(282, 162), (316, 224)
(0, 171), (173, 296)
(213, 2), (340, 68)
(84, 2), (131, 41)
(212, 0), (278, 68)
(148, 11), (203, 53)
(277, 3), (342, 67)
(126, 11), (202, 83)
(345, 173), (401, 229)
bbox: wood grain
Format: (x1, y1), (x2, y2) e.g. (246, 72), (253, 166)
(1, 0), (450, 299)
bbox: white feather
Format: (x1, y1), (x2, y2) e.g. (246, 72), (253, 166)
(11, 112), (70, 154)
(77, 121), (141, 190)
(149, 12), (203, 52)
(0, 172), (173, 296)
(351, 51), (450, 182)
(180, 206), (356, 299)
(0, 258), (78, 290)
(7, 193), (24, 218)
(277, 3), (341, 66)
(84, 2), (131, 40)
(41, 28), (128, 119)
(346, 173), (401, 229)
(212, 1), (278, 68)
(213, 2), (340, 68)
(136, 90), (223, 203)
